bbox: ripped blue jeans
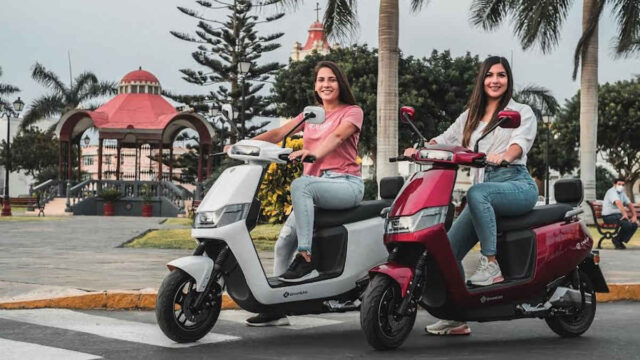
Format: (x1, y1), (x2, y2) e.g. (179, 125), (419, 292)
(273, 171), (364, 275)
(448, 165), (538, 268)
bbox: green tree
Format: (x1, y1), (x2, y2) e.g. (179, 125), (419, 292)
(555, 77), (640, 201)
(0, 66), (20, 110)
(596, 165), (615, 200)
(0, 127), (58, 182)
(20, 63), (116, 131)
(169, 0), (284, 143)
(470, 0), (640, 204)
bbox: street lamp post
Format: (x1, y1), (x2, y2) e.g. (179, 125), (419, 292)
(237, 61), (251, 139)
(542, 114), (553, 205)
(1, 97), (25, 216)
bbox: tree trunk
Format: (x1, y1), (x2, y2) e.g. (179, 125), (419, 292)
(375, 0), (400, 192)
(579, 0), (598, 222)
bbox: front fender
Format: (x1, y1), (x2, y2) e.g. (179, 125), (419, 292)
(167, 256), (214, 292)
(370, 263), (415, 297)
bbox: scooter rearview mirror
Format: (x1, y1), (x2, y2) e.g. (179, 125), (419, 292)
(399, 106), (415, 124)
(303, 106), (325, 125)
(497, 110), (521, 128)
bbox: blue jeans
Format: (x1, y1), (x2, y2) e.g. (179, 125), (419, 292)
(448, 165), (538, 266)
(273, 171), (364, 275)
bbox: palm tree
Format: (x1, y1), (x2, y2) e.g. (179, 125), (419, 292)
(0, 66), (20, 110)
(280, 0), (428, 183)
(20, 62), (117, 131)
(470, 0), (640, 205)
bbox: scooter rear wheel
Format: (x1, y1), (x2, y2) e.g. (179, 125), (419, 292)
(156, 269), (222, 343)
(545, 270), (596, 338)
(360, 275), (417, 350)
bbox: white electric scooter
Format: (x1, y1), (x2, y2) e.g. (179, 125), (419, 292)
(156, 106), (403, 343)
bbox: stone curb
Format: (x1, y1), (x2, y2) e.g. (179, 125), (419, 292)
(0, 284), (637, 310)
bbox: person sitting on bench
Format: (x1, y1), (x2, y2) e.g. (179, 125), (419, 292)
(602, 178), (639, 249)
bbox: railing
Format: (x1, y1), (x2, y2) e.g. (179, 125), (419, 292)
(65, 180), (194, 214)
(30, 179), (59, 207)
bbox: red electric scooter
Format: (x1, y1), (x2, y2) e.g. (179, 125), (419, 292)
(360, 106), (609, 350)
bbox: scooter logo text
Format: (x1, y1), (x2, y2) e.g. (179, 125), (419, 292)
(480, 295), (503, 303)
(283, 290), (308, 298)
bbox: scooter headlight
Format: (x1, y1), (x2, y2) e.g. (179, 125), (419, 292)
(194, 203), (251, 229)
(385, 206), (448, 234)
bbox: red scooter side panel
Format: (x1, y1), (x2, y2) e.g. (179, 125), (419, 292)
(369, 264), (415, 297)
(532, 220), (593, 285)
(390, 168), (456, 217)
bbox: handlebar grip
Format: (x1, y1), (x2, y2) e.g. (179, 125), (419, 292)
(499, 160), (511, 167)
(279, 153), (316, 163)
(278, 153), (290, 161)
(302, 155), (316, 163)
(389, 155), (412, 163)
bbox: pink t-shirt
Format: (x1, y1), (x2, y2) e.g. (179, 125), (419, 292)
(296, 105), (364, 177)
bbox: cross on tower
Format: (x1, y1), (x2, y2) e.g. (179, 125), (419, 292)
(314, 2), (321, 22)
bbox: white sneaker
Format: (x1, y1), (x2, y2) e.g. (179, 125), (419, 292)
(468, 255), (504, 286)
(425, 320), (471, 335)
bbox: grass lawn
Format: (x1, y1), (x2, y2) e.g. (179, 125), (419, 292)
(0, 215), (67, 222)
(126, 223), (283, 251)
(162, 218), (193, 226)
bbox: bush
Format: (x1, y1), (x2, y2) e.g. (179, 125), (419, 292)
(99, 188), (121, 202)
(258, 138), (303, 223)
(140, 184), (154, 203)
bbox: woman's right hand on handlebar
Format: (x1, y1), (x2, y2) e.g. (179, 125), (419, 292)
(223, 144), (232, 153)
(403, 148), (418, 157)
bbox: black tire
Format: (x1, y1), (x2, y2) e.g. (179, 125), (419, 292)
(360, 275), (417, 350)
(545, 270), (597, 338)
(156, 269), (222, 343)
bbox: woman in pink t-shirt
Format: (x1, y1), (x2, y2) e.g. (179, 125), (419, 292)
(244, 61), (364, 326)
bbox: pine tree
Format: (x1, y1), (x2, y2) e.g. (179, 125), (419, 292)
(168, 0), (285, 144)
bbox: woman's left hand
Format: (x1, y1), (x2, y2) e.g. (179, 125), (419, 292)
(487, 153), (509, 164)
(289, 149), (315, 162)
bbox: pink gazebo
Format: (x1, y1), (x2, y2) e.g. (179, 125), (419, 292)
(55, 68), (215, 184)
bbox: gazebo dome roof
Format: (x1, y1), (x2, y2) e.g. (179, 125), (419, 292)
(120, 68), (160, 85)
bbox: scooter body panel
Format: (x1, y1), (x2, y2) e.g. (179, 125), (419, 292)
(167, 256), (214, 292)
(198, 164), (263, 212)
(390, 168), (455, 217)
(192, 216), (387, 307)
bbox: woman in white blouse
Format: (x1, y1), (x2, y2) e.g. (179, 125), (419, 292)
(405, 56), (538, 336)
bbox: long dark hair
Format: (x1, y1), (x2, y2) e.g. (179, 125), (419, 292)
(462, 56), (513, 148)
(313, 61), (356, 106)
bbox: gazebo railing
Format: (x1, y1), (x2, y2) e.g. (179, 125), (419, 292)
(65, 180), (194, 214)
(30, 179), (60, 207)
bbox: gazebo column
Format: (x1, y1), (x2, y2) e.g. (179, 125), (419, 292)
(169, 146), (174, 182)
(58, 142), (64, 181)
(66, 141), (72, 181)
(134, 145), (139, 181)
(197, 143), (203, 182)
(205, 144), (211, 179)
(97, 138), (103, 182)
(77, 141), (82, 181)
(158, 142), (163, 181)
(116, 142), (121, 180)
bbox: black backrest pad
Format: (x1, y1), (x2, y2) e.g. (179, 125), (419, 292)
(380, 176), (404, 200)
(554, 178), (583, 206)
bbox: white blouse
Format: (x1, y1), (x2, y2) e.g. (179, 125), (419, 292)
(433, 98), (537, 182)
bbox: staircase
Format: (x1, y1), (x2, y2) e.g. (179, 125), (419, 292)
(23, 197), (72, 217)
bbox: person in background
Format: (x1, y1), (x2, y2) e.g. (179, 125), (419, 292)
(602, 178), (639, 249)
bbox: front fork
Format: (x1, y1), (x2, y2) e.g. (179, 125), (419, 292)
(192, 243), (230, 309)
(396, 250), (428, 316)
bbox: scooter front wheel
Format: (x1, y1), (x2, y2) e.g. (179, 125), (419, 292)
(360, 275), (417, 350)
(156, 269), (222, 343)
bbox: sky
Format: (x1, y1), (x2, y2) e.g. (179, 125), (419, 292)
(1, 0), (639, 116)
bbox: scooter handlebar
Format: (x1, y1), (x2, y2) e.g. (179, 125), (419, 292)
(389, 155), (413, 163)
(278, 153), (316, 163)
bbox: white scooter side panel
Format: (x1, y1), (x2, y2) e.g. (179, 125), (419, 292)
(192, 216), (387, 305)
(167, 256), (214, 292)
(198, 165), (263, 212)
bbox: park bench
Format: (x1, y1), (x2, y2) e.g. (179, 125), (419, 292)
(587, 200), (621, 249)
(0, 197), (45, 216)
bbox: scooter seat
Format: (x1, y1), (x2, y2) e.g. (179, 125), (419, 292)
(314, 199), (393, 229)
(497, 203), (574, 233)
